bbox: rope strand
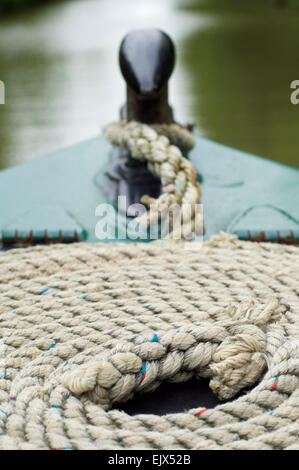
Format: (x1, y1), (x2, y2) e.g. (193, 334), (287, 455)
(105, 121), (202, 239)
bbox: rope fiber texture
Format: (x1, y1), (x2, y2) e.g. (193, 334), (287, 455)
(0, 233), (298, 450)
(105, 121), (202, 239)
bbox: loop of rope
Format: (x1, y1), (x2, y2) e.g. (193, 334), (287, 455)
(62, 300), (282, 407)
(105, 121), (202, 239)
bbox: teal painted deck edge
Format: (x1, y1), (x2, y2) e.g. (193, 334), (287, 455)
(0, 133), (298, 243)
(189, 134), (299, 241)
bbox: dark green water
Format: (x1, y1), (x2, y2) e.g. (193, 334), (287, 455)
(0, 0), (298, 170)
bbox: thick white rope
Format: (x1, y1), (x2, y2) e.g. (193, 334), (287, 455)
(0, 233), (298, 450)
(105, 121), (202, 239)
(62, 300), (282, 405)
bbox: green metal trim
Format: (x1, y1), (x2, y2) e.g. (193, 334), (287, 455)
(0, 133), (298, 244)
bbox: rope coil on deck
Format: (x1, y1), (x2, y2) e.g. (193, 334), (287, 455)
(105, 121), (202, 238)
(0, 233), (298, 450)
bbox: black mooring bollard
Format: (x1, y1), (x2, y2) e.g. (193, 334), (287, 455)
(103, 29), (177, 214)
(119, 28), (175, 124)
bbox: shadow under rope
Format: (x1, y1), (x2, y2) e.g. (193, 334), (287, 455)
(113, 376), (260, 416)
(113, 378), (221, 416)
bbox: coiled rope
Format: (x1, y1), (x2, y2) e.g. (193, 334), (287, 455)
(105, 121), (202, 238)
(0, 233), (298, 450)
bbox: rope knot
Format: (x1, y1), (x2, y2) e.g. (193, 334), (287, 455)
(209, 328), (267, 400)
(62, 300), (283, 408)
(209, 299), (282, 400)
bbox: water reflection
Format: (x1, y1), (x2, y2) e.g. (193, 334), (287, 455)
(181, 0), (299, 167)
(0, 0), (298, 170)
(0, 0), (208, 169)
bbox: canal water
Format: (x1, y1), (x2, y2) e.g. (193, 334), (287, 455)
(0, 0), (298, 170)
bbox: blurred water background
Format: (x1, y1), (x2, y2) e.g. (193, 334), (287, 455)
(0, 0), (298, 170)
